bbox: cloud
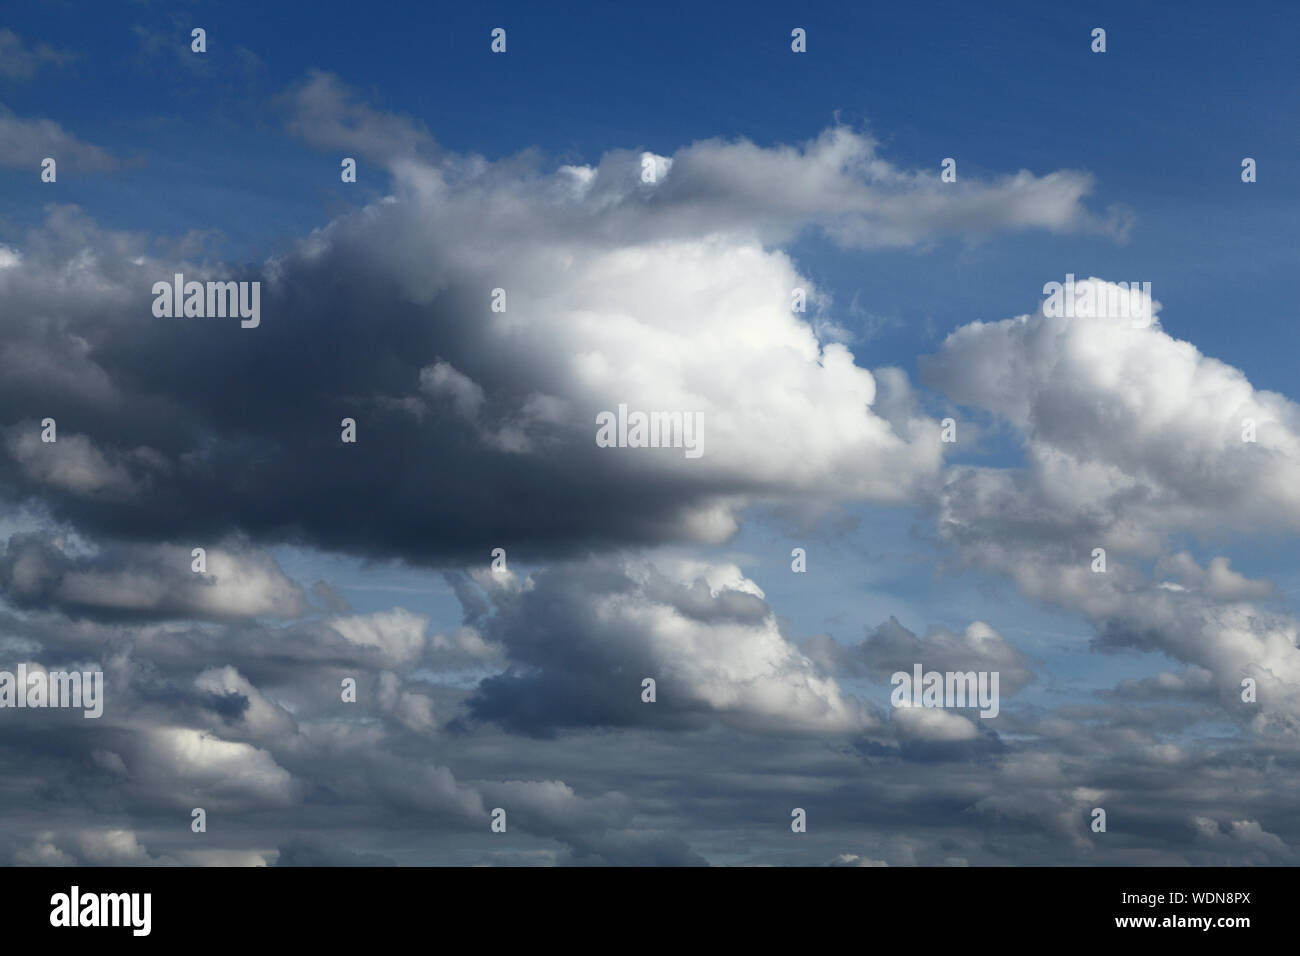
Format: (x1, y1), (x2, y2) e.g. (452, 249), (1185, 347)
(4, 428), (142, 498)
(273, 839), (394, 866)
(922, 279), (1300, 732)
(193, 667), (298, 742)
(807, 615), (1035, 694)
(134, 727), (298, 809)
(634, 129), (1131, 247)
(459, 557), (875, 735)
(327, 608), (427, 665)
(0, 533), (307, 620)
(0, 77), (1136, 567)
(923, 278), (1300, 542)
(1155, 553), (1274, 602)
(0, 105), (117, 170)
(2, 571), (1298, 865)
(1193, 817), (1294, 864)
(830, 853), (889, 866)
(0, 184), (938, 563)
(5, 68), (1298, 868)
(419, 360), (486, 420)
(282, 69), (438, 161)
(891, 702), (979, 741)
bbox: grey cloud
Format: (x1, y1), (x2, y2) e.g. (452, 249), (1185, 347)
(0, 532), (306, 621)
(282, 70), (439, 162)
(0, 105), (117, 171)
(806, 615), (1035, 694)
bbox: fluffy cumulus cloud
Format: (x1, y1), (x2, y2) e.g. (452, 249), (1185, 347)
(924, 278), (1300, 541)
(923, 280), (1300, 732)
(0, 71), (1137, 565)
(2, 74), (1299, 867)
(459, 557), (874, 735)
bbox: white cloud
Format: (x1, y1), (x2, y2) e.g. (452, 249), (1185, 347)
(328, 608), (428, 665)
(924, 279), (1300, 731)
(891, 702), (979, 741)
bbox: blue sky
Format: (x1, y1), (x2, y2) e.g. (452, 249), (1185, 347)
(7, 0), (1299, 392)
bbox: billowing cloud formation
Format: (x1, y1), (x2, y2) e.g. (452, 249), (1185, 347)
(0, 74), (1131, 565)
(1, 540), (1296, 865)
(924, 279), (1300, 732)
(925, 278), (1300, 542)
(459, 557), (875, 735)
